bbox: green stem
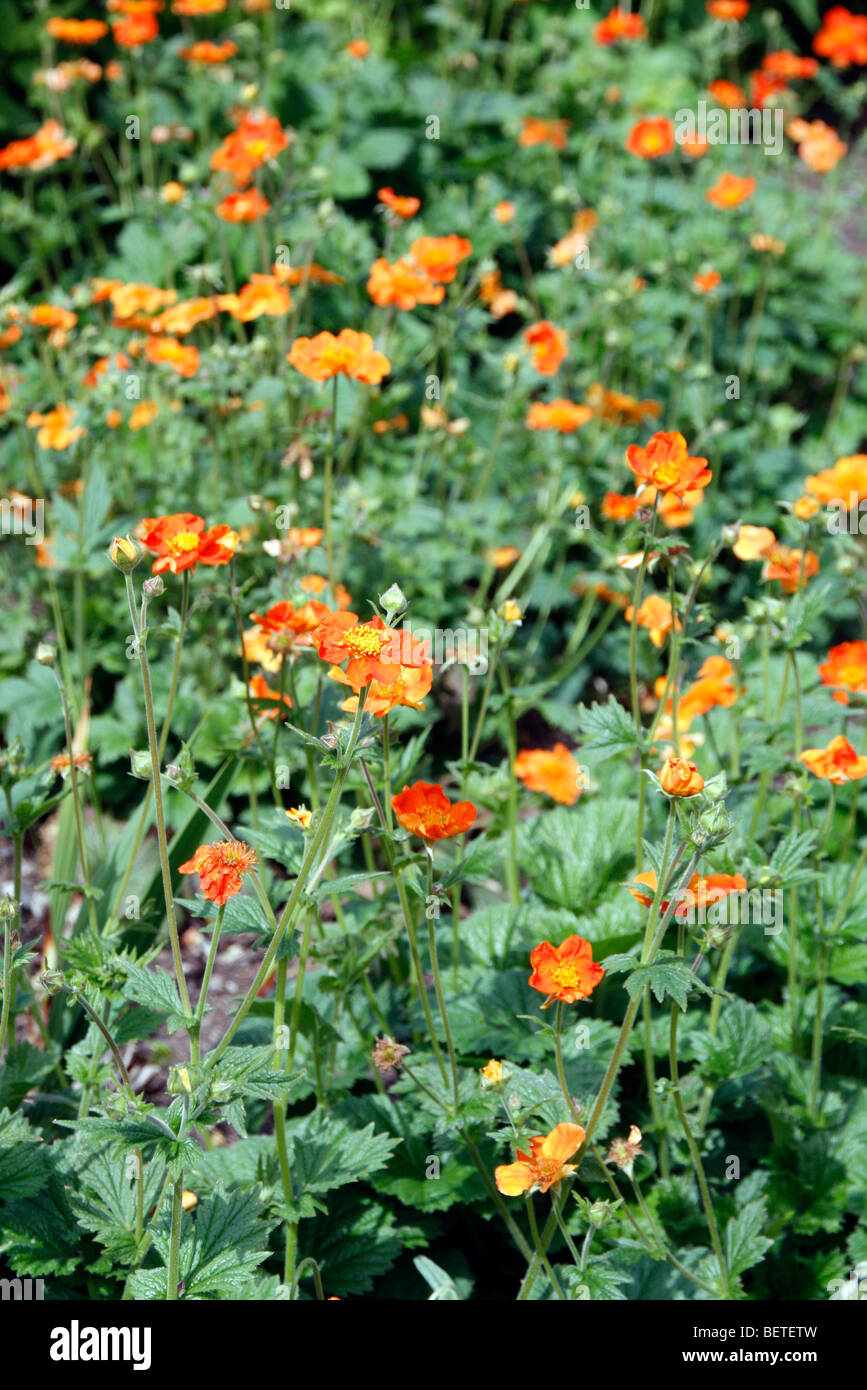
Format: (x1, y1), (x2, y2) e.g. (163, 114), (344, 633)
(669, 1002), (728, 1294)
(125, 576), (192, 1018)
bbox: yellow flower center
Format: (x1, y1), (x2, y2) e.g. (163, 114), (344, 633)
(552, 961), (581, 991)
(168, 530), (200, 554)
(651, 461), (680, 489)
(343, 624), (387, 658)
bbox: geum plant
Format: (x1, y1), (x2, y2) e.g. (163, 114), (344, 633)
(2, 0), (867, 1304)
(2, 382), (860, 1301)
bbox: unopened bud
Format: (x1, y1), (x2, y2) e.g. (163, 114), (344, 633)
(35, 642), (57, 666)
(109, 535), (141, 572)
(129, 749), (153, 781)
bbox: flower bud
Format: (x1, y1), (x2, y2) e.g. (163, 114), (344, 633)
(142, 575), (164, 599)
(129, 749), (153, 781)
(109, 535), (141, 572)
(659, 756), (704, 797)
(379, 582), (407, 623)
(0, 896), (18, 921)
(35, 642), (57, 666)
(40, 969), (65, 996)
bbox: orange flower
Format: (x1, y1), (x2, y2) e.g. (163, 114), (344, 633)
(145, 335), (200, 377)
(587, 383), (661, 424)
(288, 329), (390, 384)
(762, 50), (818, 80)
(178, 839), (257, 905)
(332, 661), (433, 718)
(706, 0), (749, 18)
(179, 40), (237, 63)
(407, 235), (472, 285)
(249, 673), (292, 720)
(732, 523), (776, 561)
(106, 2), (164, 14)
(659, 756), (704, 797)
(525, 400), (592, 432)
(650, 485), (706, 529)
(377, 187), (420, 219)
(523, 320), (568, 376)
(625, 594), (681, 649)
(593, 7), (646, 44)
(172, 0), (226, 12)
(218, 274), (291, 322)
(211, 110), (288, 186)
(602, 491), (639, 521)
(0, 119), (76, 172)
(812, 6), (867, 68)
(478, 269), (518, 318)
(518, 117), (570, 149)
(139, 513), (238, 574)
(493, 200), (515, 223)
(346, 39), (370, 57)
(51, 750), (93, 778)
(681, 874), (747, 918)
(801, 735), (867, 784)
(248, 597), (331, 652)
(626, 117), (674, 160)
(216, 188), (270, 222)
(26, 404), (86, 450)
(548, 225), (592, 268)
(750, 233), (786, 255)
(161, 180), (185, 203)
(805, 454), (867, 507)
(151, 297), (218, 336)
(495, 1123), (585, 1196)
(787, 119), (847, 173)
(312, 611), (427, 687)
(46, 17), (108, 42)
(372, 413), (409, 435)
(678, 656), (739, 722)
(626, 431), (711, 497)
(112, 13), (159, 45)
(107, 281), (176, 322)
(681, 136), (709, 160)
(528, 935), (604, 1007)
(819, 641), (867, 706)
(628, 869), (746, 918)
(391, 781), (477, 841)
(367, 258), (444, 310)
(749, 72), (788, 109)
(273, 261), (345, 287)
(707, 79), (747, 108)
(129, 400), (159, 430)
(83, 351), (131, 387)
(514, 743), (581, 805)
(29, 304), (78, 346)
(486, 545), (522, 568)
(692, 270), (721, 294)
(762, 544), (819, 593)
(706, 173), (756, 209)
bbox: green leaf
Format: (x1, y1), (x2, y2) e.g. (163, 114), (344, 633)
(692, 999), (773, 1081)
(289, 1113), (401, 1197)
(348, 128), (414, 169)
(521, 799), (638, 910)
(121, 961), (193, 1035)
(606, 952), (715, 1012)
(724, 1198), (773, 1278)
(574, 697), (639, 762)
(0, 1107), (51, 1201)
